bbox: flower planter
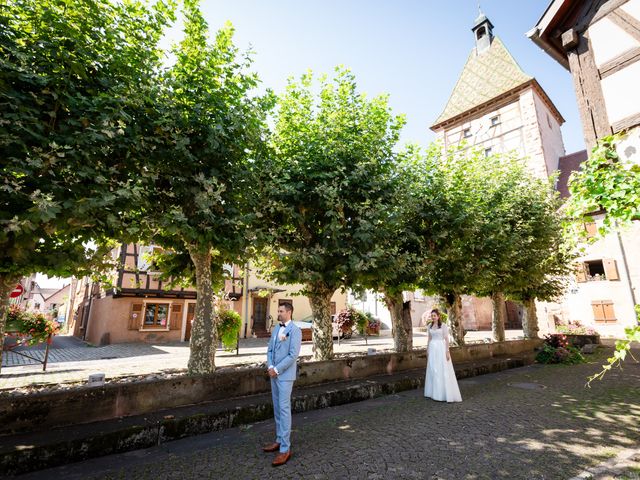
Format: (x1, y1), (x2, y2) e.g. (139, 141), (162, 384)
(366, 325), (380, 336)
(563, 334), (600, 348)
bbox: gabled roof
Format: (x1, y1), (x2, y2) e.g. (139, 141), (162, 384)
(431, 37), (534, 129)
(557, 149), (588, 198)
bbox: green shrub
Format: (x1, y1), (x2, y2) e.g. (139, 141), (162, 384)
(536, 334), (586, 364)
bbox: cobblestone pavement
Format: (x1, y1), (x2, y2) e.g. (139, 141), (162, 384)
(0, 330), (526, 390)
(16, 349), (640, 480)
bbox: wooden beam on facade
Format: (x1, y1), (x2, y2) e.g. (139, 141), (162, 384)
(612, 111), (640, 132)
(609, 8), (640, 42)
(566, 33), (613, 147)
(599, 45), (640, 78)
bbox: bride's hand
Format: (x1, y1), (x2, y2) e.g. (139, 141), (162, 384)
(446, 351), (451, 362)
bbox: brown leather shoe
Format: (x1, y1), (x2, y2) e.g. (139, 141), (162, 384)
(272, 450), (292, 467)
(262, 442), (280, 453)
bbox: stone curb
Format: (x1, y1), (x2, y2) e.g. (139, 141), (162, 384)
(0, 353), (532, 476)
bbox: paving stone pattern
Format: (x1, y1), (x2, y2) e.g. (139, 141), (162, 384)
(16, 349), (640, 480)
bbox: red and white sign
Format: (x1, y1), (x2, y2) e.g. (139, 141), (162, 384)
(9, 284), (24, 298)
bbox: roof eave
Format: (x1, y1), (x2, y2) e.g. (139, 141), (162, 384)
(430, 79), (563, 132)
(527, 26), (570, 70)
(527, 0), (576, 70)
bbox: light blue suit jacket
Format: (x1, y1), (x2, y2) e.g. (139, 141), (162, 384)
(267, 321), (302, 381)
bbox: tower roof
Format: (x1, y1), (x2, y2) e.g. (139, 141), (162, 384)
(431, 36), (534, 129)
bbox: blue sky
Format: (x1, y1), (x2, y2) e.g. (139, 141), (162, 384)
(170, 0), (585, 154)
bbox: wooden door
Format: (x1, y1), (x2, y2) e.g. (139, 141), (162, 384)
(184, 303), (196, 341)
(252, 297), (268, 333)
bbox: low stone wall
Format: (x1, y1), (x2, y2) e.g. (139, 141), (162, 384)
(0, 339), (541, 435)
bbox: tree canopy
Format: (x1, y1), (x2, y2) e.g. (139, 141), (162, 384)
(256, 67), (405, 360)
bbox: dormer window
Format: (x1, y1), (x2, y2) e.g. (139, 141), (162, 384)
(463, 128), (472, 138)
(490, 115), (500, 127)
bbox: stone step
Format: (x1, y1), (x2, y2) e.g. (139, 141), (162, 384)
(0, 353), (533, 476)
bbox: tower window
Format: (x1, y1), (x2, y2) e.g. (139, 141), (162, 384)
(490, 115), (500, 127)
(476, 27), (486, 40)
(463, 128), (472, 138)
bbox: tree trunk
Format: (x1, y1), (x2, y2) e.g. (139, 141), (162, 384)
(522, 297), (539, 339)
(308, 284), (334, 361)
(0, 275), (18, 374)
(382, 289), (412, 352)
(187, 247), (217, 374)
(443, 292), (465, 346)
(491, 291), (506, 342)
(402, 300), (414, 350)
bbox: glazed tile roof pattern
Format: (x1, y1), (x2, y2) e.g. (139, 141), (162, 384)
(433, 37), (533, 127)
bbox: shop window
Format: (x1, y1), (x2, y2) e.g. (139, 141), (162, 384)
(143, 303), (170, 328)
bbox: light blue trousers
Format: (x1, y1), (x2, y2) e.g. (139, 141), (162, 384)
(271, 377), (294, 453)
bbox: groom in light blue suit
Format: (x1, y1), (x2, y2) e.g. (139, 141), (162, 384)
(263, 302), (302, 467)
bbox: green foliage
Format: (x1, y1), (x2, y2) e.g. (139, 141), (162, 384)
(5, 305), (60, 346)
(417, 146), (572, 303)
(0, 0), (176, 282)
(144, 4), (272, 261)
(566, 134), (640, 239)
(217, 309), (241, 351)
(536, 334), (585, 365)
(588, 306), (640, 385)
(355, 311), (370, 335)
(255, 67), (405, 293)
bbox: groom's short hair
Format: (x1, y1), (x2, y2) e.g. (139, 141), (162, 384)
(280, 302), (294, 314)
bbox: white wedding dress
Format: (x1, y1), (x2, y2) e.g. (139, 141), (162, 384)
(424, 323), (462, 402)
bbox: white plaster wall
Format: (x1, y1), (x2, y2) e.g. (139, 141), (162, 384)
(589, 17), (639, 67)
(548, 216), (640, 337)
(518, 88), (549, 179)
(601, 61), (640, 124)
(622, 0), (640, 19)
(532, 91), (566, 175)
(437, 87), (560, 182)
(618, 125), (640, 165)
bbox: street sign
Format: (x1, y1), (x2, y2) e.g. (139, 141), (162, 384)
(9, 284), (24, 298)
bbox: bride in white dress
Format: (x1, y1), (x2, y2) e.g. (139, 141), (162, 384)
(424, 309), (462, 402)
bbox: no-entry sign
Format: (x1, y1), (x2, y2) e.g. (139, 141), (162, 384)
(9, 284), (24, 298)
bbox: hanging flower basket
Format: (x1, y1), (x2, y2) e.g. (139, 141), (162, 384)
(4, 305), (60, 347)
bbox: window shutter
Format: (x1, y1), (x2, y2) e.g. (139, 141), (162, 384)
(591, 301), (605, 321)
(576, 262), (587, 283)
(584, 222), (597, 238)
(603, 259), (619, 281)
(169, 304), (182, 330)
(602, 302), (616, 322)
(129, 303), (143, 330)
